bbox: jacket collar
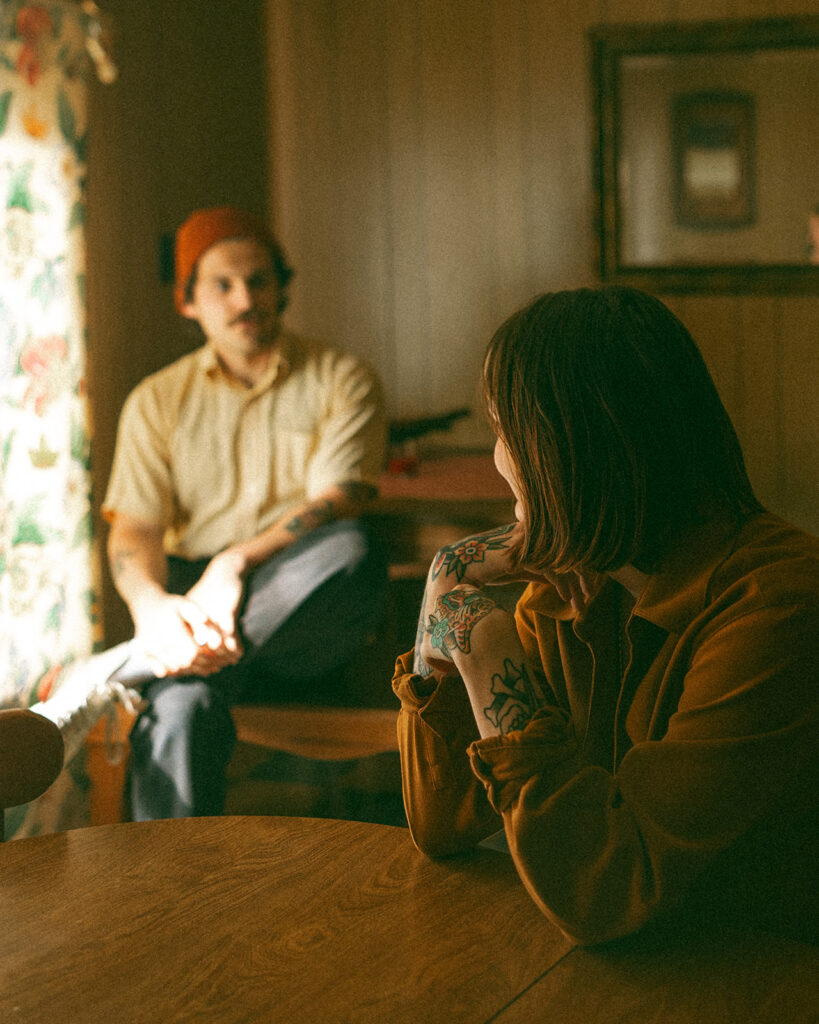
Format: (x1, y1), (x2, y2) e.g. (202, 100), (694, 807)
(630, 513), (746, 635)
(526, 512), (749, 637)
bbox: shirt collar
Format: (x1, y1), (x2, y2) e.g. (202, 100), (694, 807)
(199, 332), (293, 391)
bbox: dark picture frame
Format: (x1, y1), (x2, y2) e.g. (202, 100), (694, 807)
(673, 91), (755, 230)
(590, 15), (819, 294)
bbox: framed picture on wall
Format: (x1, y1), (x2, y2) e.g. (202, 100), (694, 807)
(672, 90), (756, 229)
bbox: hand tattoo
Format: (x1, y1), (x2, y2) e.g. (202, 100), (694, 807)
(425, 589), (496, 660)
(484, 658), (542, 735)
(431, 523), (516, 583)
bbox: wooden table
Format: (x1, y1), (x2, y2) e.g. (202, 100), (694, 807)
(493, 921), (819, 1024)
(2, 816), (816, 1024)
(0, 816), (570, 1023)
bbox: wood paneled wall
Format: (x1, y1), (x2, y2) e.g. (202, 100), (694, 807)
(84, 0), (818, 640)
(86, 0), (269, 641)
(265, 0), (818, 533)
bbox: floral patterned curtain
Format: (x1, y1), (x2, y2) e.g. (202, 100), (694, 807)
(1, 2), (114, 838)
(0, 1), (102, 711)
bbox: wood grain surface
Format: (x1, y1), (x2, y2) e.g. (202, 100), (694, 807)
(0, 816), (570, 1023)
(492, 921), (819, 1024)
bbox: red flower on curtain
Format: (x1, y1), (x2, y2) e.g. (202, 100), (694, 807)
(15, 5), (54, 87)
(15, 42), (40, 85)
(36, 661), (63, 702)
(20, 332), (68, 414)
(16, 4), (52, 36)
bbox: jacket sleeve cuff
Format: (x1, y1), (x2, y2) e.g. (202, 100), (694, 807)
(392, 650), (440, 706)
(392, 649), (471, 711)
(468, 707), (578, 814)
(392, 650), (478, 740)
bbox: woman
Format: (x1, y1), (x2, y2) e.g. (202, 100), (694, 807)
(392, 286), (818, 946)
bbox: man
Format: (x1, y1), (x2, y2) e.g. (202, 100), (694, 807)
(97, 206), (387, 819)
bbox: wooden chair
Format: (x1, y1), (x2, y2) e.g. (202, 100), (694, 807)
(83, 704), (402, 826)
(230, 704), (399, 761)
(0, 709), (64, 841)
(225, 704), (403, 824)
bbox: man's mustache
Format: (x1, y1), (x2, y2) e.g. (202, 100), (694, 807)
(231, 310), (268, 326)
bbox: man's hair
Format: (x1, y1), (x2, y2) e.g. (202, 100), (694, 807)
(183, 238), (294, 315)
(482, 286), (761, 573)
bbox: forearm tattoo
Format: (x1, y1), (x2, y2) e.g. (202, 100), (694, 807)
(284, 500), (336, 538)
(430, 523), (516, 583)
(425, 589), (496, 659)
(284, 483), (377, 539)
(110, 547), (137, 582)
(484, 658), (542, 734)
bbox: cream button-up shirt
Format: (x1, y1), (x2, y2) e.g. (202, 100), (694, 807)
(103, 332), (386, 560)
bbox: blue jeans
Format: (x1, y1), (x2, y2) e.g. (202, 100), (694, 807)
(128, 520), (387, 820)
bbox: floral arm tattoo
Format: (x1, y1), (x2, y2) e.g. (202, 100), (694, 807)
(430, 523), (516, 583)
(484, 658), (543, 734)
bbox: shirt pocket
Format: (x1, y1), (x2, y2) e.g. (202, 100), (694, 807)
(273, 427), (318, 501)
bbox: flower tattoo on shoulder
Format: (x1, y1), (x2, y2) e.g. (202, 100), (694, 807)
(431, 523), (516, 583)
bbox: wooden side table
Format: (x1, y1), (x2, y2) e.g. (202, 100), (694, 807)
(366, 452), (516, 578)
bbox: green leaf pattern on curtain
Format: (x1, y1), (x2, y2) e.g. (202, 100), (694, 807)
(0, 3), (102, 717)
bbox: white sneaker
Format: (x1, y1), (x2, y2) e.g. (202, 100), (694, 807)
(31, 641), (148, 763)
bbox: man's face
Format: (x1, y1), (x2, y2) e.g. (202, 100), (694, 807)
(180, 237), (282, 360)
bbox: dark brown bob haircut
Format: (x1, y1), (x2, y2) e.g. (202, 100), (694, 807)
(483, 286), (761, 574)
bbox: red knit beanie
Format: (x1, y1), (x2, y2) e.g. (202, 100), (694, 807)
(174, 206), (272, 312)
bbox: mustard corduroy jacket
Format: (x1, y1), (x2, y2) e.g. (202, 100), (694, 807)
(393, 512), (819, 945)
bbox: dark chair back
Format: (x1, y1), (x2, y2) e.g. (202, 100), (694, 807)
(0, 709), (64, 841)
